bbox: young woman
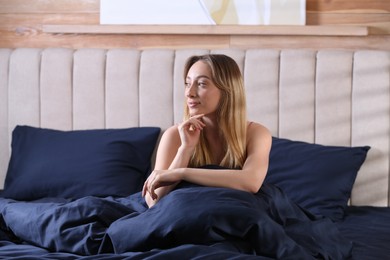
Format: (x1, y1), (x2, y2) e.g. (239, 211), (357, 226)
(142, 54), (272, 208)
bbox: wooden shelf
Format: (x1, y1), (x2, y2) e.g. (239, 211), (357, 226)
(42, 25), (370, 36)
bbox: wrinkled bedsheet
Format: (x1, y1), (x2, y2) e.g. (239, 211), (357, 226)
(0, 183), (352, 259)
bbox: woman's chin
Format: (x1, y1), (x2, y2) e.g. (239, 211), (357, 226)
(189, 110), (201, 116)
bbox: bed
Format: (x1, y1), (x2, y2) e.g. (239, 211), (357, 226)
(0, 47), (389, 259)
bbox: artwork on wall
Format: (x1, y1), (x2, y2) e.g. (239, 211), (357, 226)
(100, 0), (306, 26)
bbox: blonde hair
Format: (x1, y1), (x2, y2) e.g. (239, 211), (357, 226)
(183, 54), (247, 169)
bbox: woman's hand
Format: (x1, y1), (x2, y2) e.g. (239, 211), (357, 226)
(142, 169), (182, 201)
(142, 115), (204, 207)
(178, 114), (205, 149)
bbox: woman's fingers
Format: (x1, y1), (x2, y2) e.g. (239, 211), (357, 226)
(185, 114), (205, 131)
(142, 172), (159, 200)
(142, 175), (151, 197)
(149, 179), (158, 200)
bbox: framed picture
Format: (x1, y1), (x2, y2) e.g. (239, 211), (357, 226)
(100, 0), (306, 25)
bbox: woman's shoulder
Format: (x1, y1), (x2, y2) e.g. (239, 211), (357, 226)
(161, 125), (180, 140)
(158, 125), (181, 148)
(247, 121), (269, 132)
(247, 121), (272, 140)
(165, 124), (179, 132)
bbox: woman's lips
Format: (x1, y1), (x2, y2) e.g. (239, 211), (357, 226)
(187, 101), (200, 108)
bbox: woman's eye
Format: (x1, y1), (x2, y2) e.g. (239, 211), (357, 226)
(198, 82), (206, 87)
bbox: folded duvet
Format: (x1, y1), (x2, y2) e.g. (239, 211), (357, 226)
(0, 183), (352, 259)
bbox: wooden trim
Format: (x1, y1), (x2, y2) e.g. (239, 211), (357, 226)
(42, 24), (370, 36)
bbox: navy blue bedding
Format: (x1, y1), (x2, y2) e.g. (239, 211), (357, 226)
(0, 183), (354, 259)
(336, 206), (390, 260)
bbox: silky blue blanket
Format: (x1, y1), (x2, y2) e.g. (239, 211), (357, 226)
(0, 183), (352, 259)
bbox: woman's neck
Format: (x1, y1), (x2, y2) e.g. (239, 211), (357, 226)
(201, 116), (219, 139)
(202, 116), (226, 164)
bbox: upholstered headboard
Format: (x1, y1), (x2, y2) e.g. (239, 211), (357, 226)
(0, 48), (389, 206)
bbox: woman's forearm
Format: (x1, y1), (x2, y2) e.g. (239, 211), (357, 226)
(145, 145), (194, 206)
(168, 145), (194, 170)
(177, 167), (265, 194)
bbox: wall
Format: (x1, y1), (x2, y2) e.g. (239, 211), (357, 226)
(0, 0), (389, 50)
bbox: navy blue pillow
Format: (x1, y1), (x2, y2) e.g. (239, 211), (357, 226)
(265, 137), (370, 221)
(3, 125), (160, 201)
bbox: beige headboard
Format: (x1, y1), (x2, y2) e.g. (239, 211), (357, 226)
(0, 48), (389, 206)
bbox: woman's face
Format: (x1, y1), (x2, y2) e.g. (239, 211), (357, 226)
(185, 61), (221, 117)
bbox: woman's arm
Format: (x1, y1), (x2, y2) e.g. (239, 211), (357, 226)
(143, 122), (272, 202)
(143, 115), (206, 207)
(143, 126), (183, 207)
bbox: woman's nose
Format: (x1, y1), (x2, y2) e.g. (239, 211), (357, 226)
(186, 84), (197, 97)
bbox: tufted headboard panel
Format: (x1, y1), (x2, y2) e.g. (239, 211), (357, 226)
(0, 48), (389, 206)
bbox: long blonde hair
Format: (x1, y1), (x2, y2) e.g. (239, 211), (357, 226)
(183, 54), (247, 169)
